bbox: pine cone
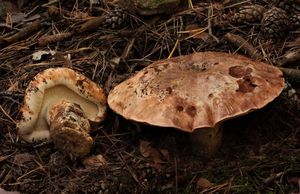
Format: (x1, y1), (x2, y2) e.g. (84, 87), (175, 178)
(277, 0), (300, 13)
(261, 7), (290, 40)
(290, 13), (300, 27)
(103, 8), (128, 29)
(228, 4), (265, 24)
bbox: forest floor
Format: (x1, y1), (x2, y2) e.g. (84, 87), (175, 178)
(0, 0), (299, 193)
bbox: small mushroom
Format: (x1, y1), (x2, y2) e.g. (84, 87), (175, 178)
(18, 67), (107, 158)
(108, 52), (284, 157)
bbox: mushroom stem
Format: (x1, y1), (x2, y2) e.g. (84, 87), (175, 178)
(190, 124), (223, 158)
(48, 100), (93, 158)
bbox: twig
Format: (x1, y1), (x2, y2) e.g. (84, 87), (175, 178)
(16, 166), (45, 182)
(263, 171), (285, 185)
(1, 20), (42, 48)
(223, 0), (251, 9)
(200, 182), (230, 193)
(207, 5), (219, 43)
(187, 0), (194, 9)
(0, 91), (23, 97)
(277, 50), (300, 66)
(279, 67), (300, 82)
(0, 152), (16, 162)
(168, 39), (179, 59)
(41, 0), (59, 7)
(0, 105), (16, 125)
(180, 26), (209, 40)
(38, 32), (73, 46)
(5, 20), (41, 44)
(121, 38), (135, 59)
(224, 32), (262, 59)
(126, 166), (141, 186)
(0, 169), (12, 186)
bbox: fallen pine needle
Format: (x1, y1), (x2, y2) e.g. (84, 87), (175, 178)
(0, 105), (16, 125)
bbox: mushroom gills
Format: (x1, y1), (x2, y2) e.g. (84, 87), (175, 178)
(48, 100), (93, 158)
(190, 124), (223, 158)
(17, 68), (107, 158)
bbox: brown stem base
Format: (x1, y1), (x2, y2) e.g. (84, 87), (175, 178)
(190, 124), (223, 158)
(48, 100), (93, 158)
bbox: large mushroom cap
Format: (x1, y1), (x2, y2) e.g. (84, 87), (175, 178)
(18, 67), (107, 142)
(108, 52), (285, 132)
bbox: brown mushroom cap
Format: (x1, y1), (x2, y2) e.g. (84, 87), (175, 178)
(108, 52), (284, 132)
(18, 67), (107, 142)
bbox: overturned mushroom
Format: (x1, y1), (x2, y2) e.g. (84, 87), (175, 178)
(18, 68), (107, 158)
(108, 52), (284, 157)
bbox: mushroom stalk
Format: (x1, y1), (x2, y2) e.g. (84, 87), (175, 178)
(190, 124), (223, 158)
(48, 100), (93, 158)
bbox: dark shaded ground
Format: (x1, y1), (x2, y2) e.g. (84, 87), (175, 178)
(0, 0), (300, 193)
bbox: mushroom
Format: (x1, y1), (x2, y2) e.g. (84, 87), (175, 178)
(18, 67), (107, 158)
(107, 52), (285, 157)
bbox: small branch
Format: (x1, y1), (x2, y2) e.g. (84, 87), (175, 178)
(121, 38), (135, 59)
(41, 0), (59, 7)
(38, 32), (73, 46)
(223, 0), (251, 9)
(207, 5), (219, 43)
(279, 67), (300, 83)
(263, 171), (285, 185)
(0, 91), (23, 97)
(224, 32), (262, 59)
(277, 50), (300, 66)
(0, 20), (42, 48)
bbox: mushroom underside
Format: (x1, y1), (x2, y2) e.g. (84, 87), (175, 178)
(22, 86), (97, 157)
(17, 67), (107, 158)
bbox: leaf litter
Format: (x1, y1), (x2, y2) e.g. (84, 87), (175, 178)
(0, 0), (299, 193)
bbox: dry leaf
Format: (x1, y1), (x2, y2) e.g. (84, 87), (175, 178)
(160, 149), (171, 161)
(110, 57), (121, 66)
(32, 50), (56, 61)
(69, 11), (90, 20)
(0, 0), (19, 17)
(0, 188), (20, 194)
(197, 178), (213, 190)
(0, 0), (27, 25)
(90, 0), (100, 5)
(6, 12), (24, 24)
(139, 140), (152, 158)
(13, 153), (35, 166)
(139, 140), (164, 167)
(82, 154), (107, 168)
(0, 155), (10, 162)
